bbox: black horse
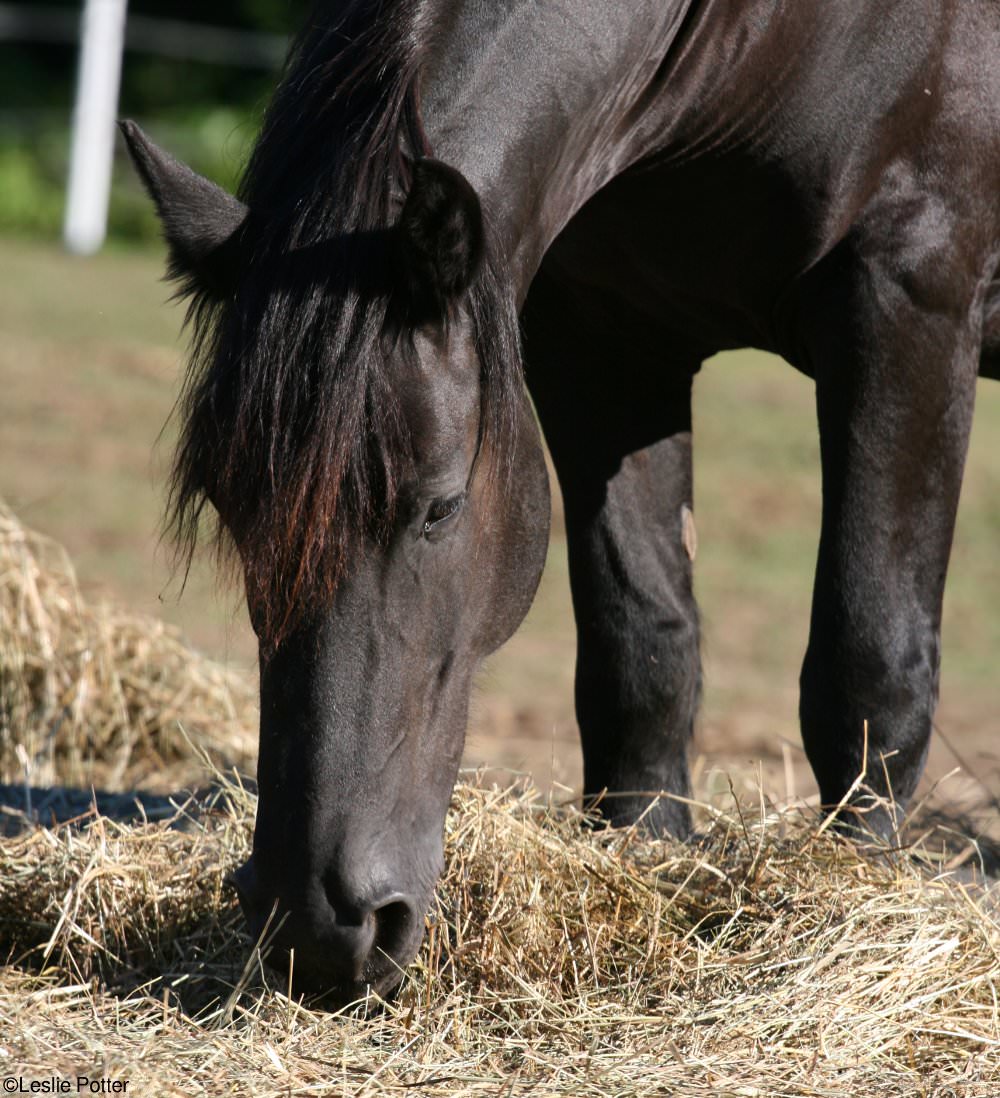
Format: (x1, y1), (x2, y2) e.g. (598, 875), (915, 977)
(124, 0), (1000, 1002)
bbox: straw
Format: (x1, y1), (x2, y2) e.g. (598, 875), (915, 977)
(0, 500), (255, 793)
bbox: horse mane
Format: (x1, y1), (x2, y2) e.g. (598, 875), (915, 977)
(166, 0), (522, 648)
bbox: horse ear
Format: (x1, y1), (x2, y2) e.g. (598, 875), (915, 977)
(397, 158), (485, 318)
(119, 120), (247, 299)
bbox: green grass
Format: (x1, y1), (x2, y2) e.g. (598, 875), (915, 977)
(1, 234), (997, 797)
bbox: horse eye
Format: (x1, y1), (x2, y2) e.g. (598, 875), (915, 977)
(423, 493), (466, 538)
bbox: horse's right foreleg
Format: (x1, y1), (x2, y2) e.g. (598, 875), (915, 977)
(980, 278), (1000, 380)
(522, 270), (704, 837)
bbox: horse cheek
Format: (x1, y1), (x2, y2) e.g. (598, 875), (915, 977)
(475, 418), (551, 655)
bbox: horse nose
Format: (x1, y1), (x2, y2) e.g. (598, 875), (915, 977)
(344, 893), (419, 972)
(230, 856), (420, 991)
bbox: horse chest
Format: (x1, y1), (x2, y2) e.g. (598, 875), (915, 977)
(540, 149), (821, 356)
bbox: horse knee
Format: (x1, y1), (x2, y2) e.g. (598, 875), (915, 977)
(579, 605), (700, 727)
(652, 613), (702, 725)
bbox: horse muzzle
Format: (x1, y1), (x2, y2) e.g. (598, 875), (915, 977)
(229, 855), (424, 1003)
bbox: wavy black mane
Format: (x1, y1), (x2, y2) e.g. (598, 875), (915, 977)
(167, 0), (522, 646)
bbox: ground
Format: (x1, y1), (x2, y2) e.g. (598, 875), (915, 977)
(2, 234), (998, 817)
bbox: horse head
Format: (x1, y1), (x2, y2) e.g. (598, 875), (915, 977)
(123, 121), (550, 1002)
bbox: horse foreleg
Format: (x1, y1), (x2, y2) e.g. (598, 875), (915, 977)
(979, 277), (1000, 380)
(523, 271), (703, 837)
(791, 243), (983, 838)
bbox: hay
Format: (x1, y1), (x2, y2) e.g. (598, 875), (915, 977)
(1, 779), (999, 1096)
(1, 503), (999, 1096)
(0, 501), (255, 792)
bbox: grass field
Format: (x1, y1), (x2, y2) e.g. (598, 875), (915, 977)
(1, 234), (998, 808)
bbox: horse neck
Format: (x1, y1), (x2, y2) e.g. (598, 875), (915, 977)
(420, 0), (697, 301)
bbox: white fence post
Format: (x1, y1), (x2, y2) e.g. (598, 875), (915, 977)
(63, 0), (129, 256)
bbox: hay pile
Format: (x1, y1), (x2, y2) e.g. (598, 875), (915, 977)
(1, 780), (999, 1096)
(1, 504), (998, 1096)
(0, 501), (255, 792)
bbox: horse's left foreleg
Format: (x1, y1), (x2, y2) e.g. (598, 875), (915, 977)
(791, 242), (985, 837)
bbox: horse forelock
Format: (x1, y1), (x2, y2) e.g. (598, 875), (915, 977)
(166, 0), (522, 650)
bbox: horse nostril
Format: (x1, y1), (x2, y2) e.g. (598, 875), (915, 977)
(371, 895), (417, 962)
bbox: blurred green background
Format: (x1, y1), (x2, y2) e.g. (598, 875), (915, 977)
(0, 0), (307, 241)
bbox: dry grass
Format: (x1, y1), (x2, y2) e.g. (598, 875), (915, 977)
(0, 501), (255, 792)
(2, 779), (999, 1096)
(1, 503), (999, 1097)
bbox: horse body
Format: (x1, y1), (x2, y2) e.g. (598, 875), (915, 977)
(427, 1), (999, 318)
(428, 0), (1000, 834)
(124, 0), (1000, 1001)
